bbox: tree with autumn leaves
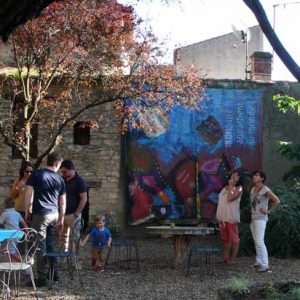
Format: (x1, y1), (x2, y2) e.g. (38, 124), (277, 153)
(0, 0), (204, 166)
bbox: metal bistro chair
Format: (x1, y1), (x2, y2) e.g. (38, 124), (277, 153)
(46, 218), (84, 289)
(186, 228), (221, 276)
(0, 279), (10, 300)
(104, 214), (139, 272)
(0, 228), (39, 299)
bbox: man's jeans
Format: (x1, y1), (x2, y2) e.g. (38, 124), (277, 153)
(32, 213), (59, 280)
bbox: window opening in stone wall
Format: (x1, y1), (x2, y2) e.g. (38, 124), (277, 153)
(73, 121), (91, 145)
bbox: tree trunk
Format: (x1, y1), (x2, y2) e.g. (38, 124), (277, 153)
(24, 105), (30, 161)
(243, 0), (300, 82)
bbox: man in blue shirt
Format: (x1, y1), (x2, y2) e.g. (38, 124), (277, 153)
(25, 152), (66, 287)
(59, 159), (88, 252)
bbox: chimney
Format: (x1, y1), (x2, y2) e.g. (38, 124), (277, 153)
(250, 51), (273, 81)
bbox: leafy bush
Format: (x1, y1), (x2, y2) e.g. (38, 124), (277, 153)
(238, 222), (255, 256)
(239, 186), (300, 257)
(273, 94), (300, 191)
(291, 287), (300, 300)
(265, 187), (300, 257)
(264, 282), (281, 299)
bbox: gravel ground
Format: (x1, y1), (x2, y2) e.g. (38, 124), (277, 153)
(8, 235), (300, 300)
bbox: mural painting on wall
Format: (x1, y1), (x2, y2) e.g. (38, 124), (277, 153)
(125, 88), (262, 224)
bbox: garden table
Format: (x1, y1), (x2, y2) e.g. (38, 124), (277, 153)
(146, 226), (215, 267)
(0, 229), (24, 243)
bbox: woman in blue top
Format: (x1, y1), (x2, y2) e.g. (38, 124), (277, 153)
(250, 171), (280, 273)
(80, 215), (111, 272)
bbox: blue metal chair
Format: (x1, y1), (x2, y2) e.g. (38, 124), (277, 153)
(104, 214), (139, 272)
(104, 239), (139, 272)
(186, 231), (220, 275)
(46, 218), (84, 289)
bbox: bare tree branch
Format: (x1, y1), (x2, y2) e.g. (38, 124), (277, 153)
(243, 0), (300, 81)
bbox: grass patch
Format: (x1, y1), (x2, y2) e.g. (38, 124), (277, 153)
(228, 278), (251, 296)
(291, 287), (300, 300)
(264, 282), (282, 299)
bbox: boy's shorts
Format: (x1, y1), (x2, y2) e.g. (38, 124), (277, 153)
(219, 222), (239, 244)
(91, 247), (107, 262)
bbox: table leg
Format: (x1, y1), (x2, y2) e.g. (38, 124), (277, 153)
(173, 235), (189, 268)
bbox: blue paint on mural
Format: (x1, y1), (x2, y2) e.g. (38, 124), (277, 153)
(136, 88), (262, 163)
(125, 88), (263, 223)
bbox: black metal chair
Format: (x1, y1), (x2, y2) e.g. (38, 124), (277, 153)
(46, 218), (84, 289)
(104, 214), (139, 272)
(186, 231), (221, 276)
(104, 214), (120, 238)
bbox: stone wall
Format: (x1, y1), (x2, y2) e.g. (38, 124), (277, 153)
(0, 40), (15, 67)
(0, 96), (123, 224)
(54, 101), (123, 223)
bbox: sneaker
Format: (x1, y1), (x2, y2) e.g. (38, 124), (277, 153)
(26, 278), (47, 287)
(257, 266), (269, 273)
(254, 262), (262, 268)
(95, 266), (104, 272)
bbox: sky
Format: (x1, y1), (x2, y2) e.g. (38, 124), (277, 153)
(119, 0), (300, 81)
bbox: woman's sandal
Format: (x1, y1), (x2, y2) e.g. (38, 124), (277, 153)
(216, 259), (229, 265)
(95, 266), (104, 272)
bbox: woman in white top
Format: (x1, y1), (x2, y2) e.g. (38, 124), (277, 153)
(216, 170), (243, 264)
(250, 171), (280, 273)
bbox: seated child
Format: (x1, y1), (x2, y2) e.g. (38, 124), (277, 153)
(0, 197), (28, 261)
(80, 215), (112, 272)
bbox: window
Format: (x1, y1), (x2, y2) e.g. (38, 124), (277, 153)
(73, 121), (90, 145)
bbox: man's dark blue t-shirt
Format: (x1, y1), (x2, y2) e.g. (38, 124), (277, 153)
(65, 172), (88, 214)
(27, 168), (66, 215)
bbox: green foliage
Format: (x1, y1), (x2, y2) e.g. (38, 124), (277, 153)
(227, 278), (251, 296)
(265, 187), (300, 257)
(291, 287), (300, 300)
(273, 94), (300, 185)
(238, 222), (255, 255)
(282, 166), (300, 192)
(273, 94), (300, 115)
(278, 142), (300, 162)
(239, 186), (300, 257)
(264, 282), (282, 299)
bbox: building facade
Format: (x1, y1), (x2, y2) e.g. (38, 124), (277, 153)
(174, 26), (264, 80)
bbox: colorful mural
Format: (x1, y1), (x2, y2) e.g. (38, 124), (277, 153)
(125, 88), (262, 224)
